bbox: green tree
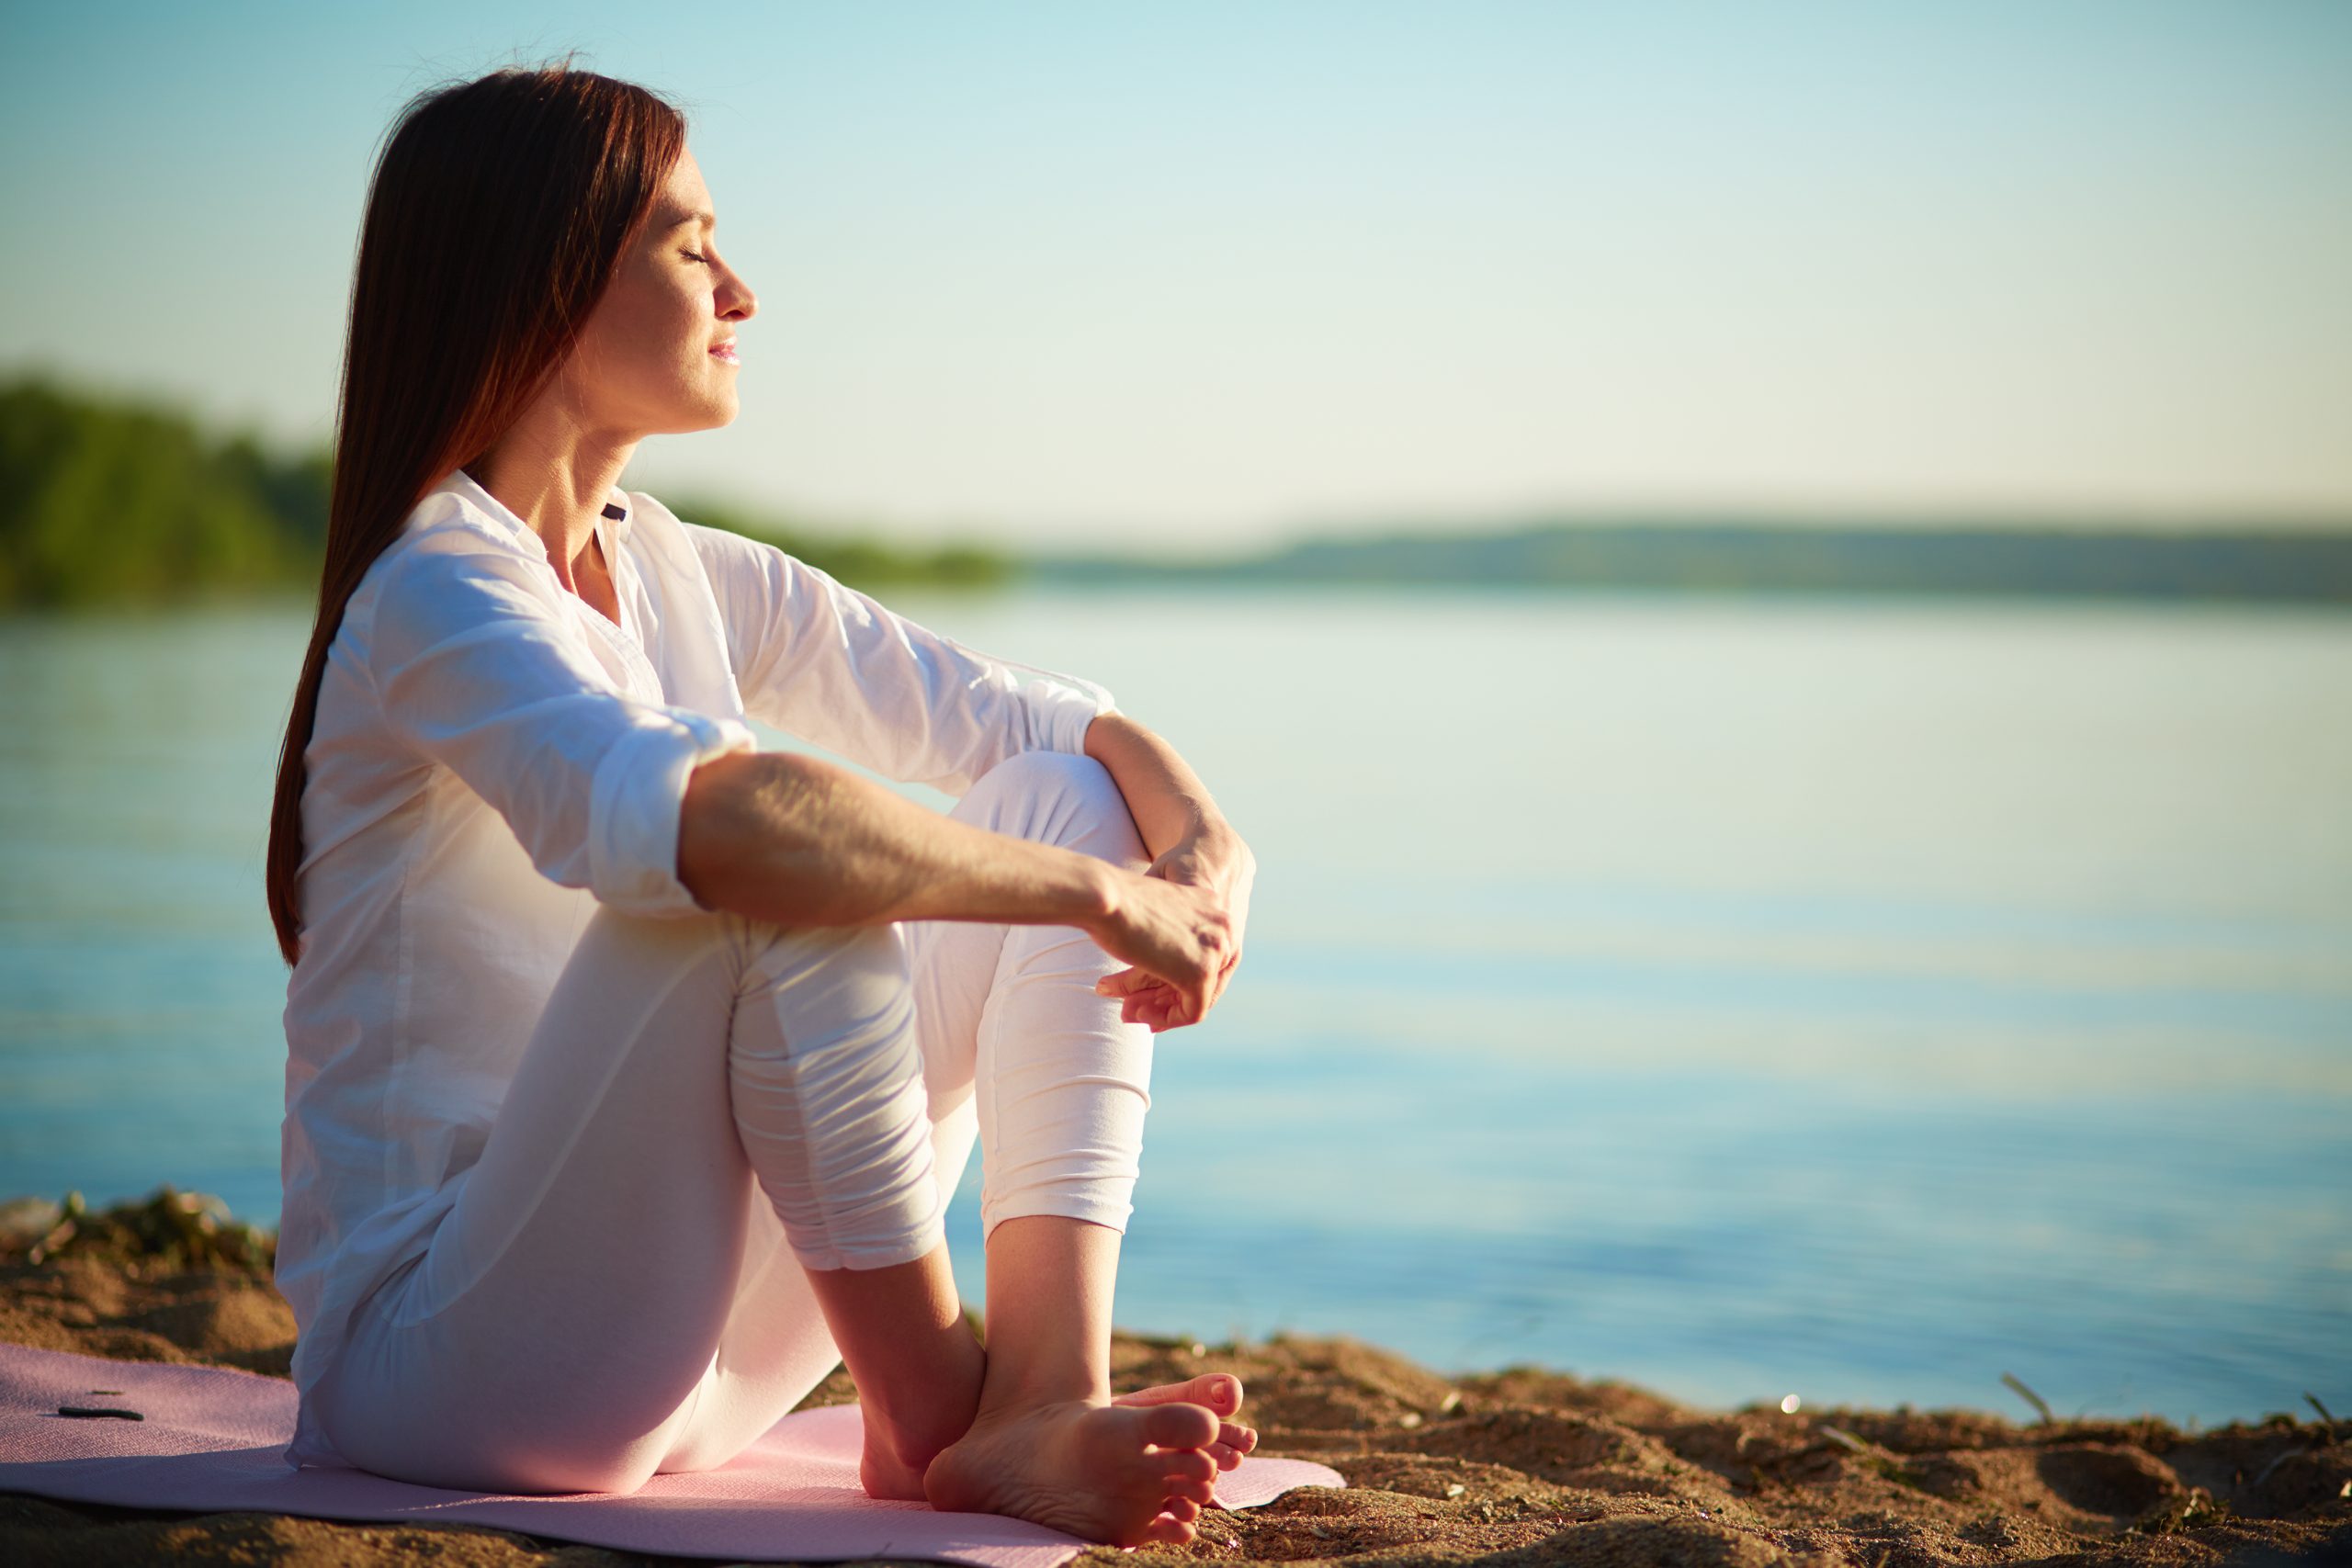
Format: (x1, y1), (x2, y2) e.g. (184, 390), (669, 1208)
(0, 378), (325, 608)
(0, 376), (1009, 609)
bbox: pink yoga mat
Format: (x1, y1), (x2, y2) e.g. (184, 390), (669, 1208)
(0, 1345), (1341, 1565)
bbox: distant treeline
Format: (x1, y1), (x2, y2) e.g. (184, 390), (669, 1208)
(1038, 518), (2352, 604)
(0, 378), (1008, 610)
(0, 378), (331, 606)
(655, 497), (1008, 594)
(15, 377), (2349, 608)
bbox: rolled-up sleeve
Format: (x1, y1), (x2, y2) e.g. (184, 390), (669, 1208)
(364, 534), (756, 916)
(682, 520), (1115, 795)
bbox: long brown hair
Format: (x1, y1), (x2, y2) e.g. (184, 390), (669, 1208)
(265, 64), (686, 965)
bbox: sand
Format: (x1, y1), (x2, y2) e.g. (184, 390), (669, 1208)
(3, 1190), (2345, 1566)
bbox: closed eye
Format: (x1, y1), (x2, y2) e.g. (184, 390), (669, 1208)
(682, 250), (709, 264)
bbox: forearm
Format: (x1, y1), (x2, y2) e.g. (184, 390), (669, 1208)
(1078, 711), (1255, 1031)
(1080, 711), (1238, 861)
(677, 750), (1116, 929)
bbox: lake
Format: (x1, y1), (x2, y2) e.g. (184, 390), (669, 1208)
(1, 586), (2345, 1427)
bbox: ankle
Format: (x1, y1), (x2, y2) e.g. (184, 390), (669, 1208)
(976, 1362), (1110, 1418)
(865, 1357), (986, 1470)
(869, 1395), (978, 1473)
(976, 1214), (1123, 1413)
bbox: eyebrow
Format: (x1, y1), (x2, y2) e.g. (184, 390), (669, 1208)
(665, 209), (716, 230)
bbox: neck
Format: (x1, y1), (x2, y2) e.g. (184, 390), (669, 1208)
(467, 410), (639, 592)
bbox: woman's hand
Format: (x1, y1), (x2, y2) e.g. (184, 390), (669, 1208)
(1089, 829), (1256, 1032)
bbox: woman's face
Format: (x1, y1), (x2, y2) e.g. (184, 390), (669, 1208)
(562, 147), (756, 438)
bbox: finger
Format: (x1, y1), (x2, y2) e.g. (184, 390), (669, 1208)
(1202, 946), (1242, 1016)
(1094, 967), (1158, 997)
(1125, 987), (1174, 1023)
(1202, 964), (1231, 1016)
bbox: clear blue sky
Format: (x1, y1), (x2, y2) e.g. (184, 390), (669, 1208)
(5, 1), (2348, 549)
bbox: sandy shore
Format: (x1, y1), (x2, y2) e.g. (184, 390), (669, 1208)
(3, 1190), (2345, 1566)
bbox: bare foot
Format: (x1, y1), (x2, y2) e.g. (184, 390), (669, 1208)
(924, 1396), (1221, 1546)
(860, 1434), (930, 1503)
(863, 1380), (1248, 1500)
(1114, 1373), (1259, 1472)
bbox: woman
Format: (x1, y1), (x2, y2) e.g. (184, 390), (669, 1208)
(264, 65), (1258, 1548)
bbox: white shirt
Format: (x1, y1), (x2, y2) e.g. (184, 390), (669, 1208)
(277, 468), (1113, 1467)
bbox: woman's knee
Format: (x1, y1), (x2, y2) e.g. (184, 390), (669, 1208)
(731, 918), (911, 1013)
(569, 895), (901, 1004)
(957, 749), (1144, 864)
(972, 747), (1118, 806)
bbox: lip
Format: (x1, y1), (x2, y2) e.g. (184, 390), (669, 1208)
(709, 340), (740, 366)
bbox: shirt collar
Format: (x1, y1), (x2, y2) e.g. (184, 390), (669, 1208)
(602, 492), (635, 543)
(426, 467), (634, 558)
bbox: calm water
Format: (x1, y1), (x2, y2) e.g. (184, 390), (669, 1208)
(2, 588), (2346, 1426)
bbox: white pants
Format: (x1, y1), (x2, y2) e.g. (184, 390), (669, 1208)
(313, 750), (1154, 1494)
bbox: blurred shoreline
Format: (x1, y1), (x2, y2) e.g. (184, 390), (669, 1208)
(8, 375), (2349, 611)
(1036, 522), (2352, 604)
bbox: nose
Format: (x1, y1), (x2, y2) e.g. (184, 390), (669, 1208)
(719, 261), (756, 322)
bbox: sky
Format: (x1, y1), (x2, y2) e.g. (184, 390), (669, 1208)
(4, 1), (2349, 552)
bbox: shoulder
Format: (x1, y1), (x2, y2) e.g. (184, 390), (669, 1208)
(627, 491), (799, 595)
(628, 491), (765, 562)
(367, 485), (547, 582)
(353, 490), (566, 648)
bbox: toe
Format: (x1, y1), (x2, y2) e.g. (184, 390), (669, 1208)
(1140, 1512), (1198, 1547)
(1136, 1402), (1220, 1449)
(1163, 1449), (1218, 1487)
(1206, 1439), (1240, 1470)
(1116, 1373), (1244, 1415)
